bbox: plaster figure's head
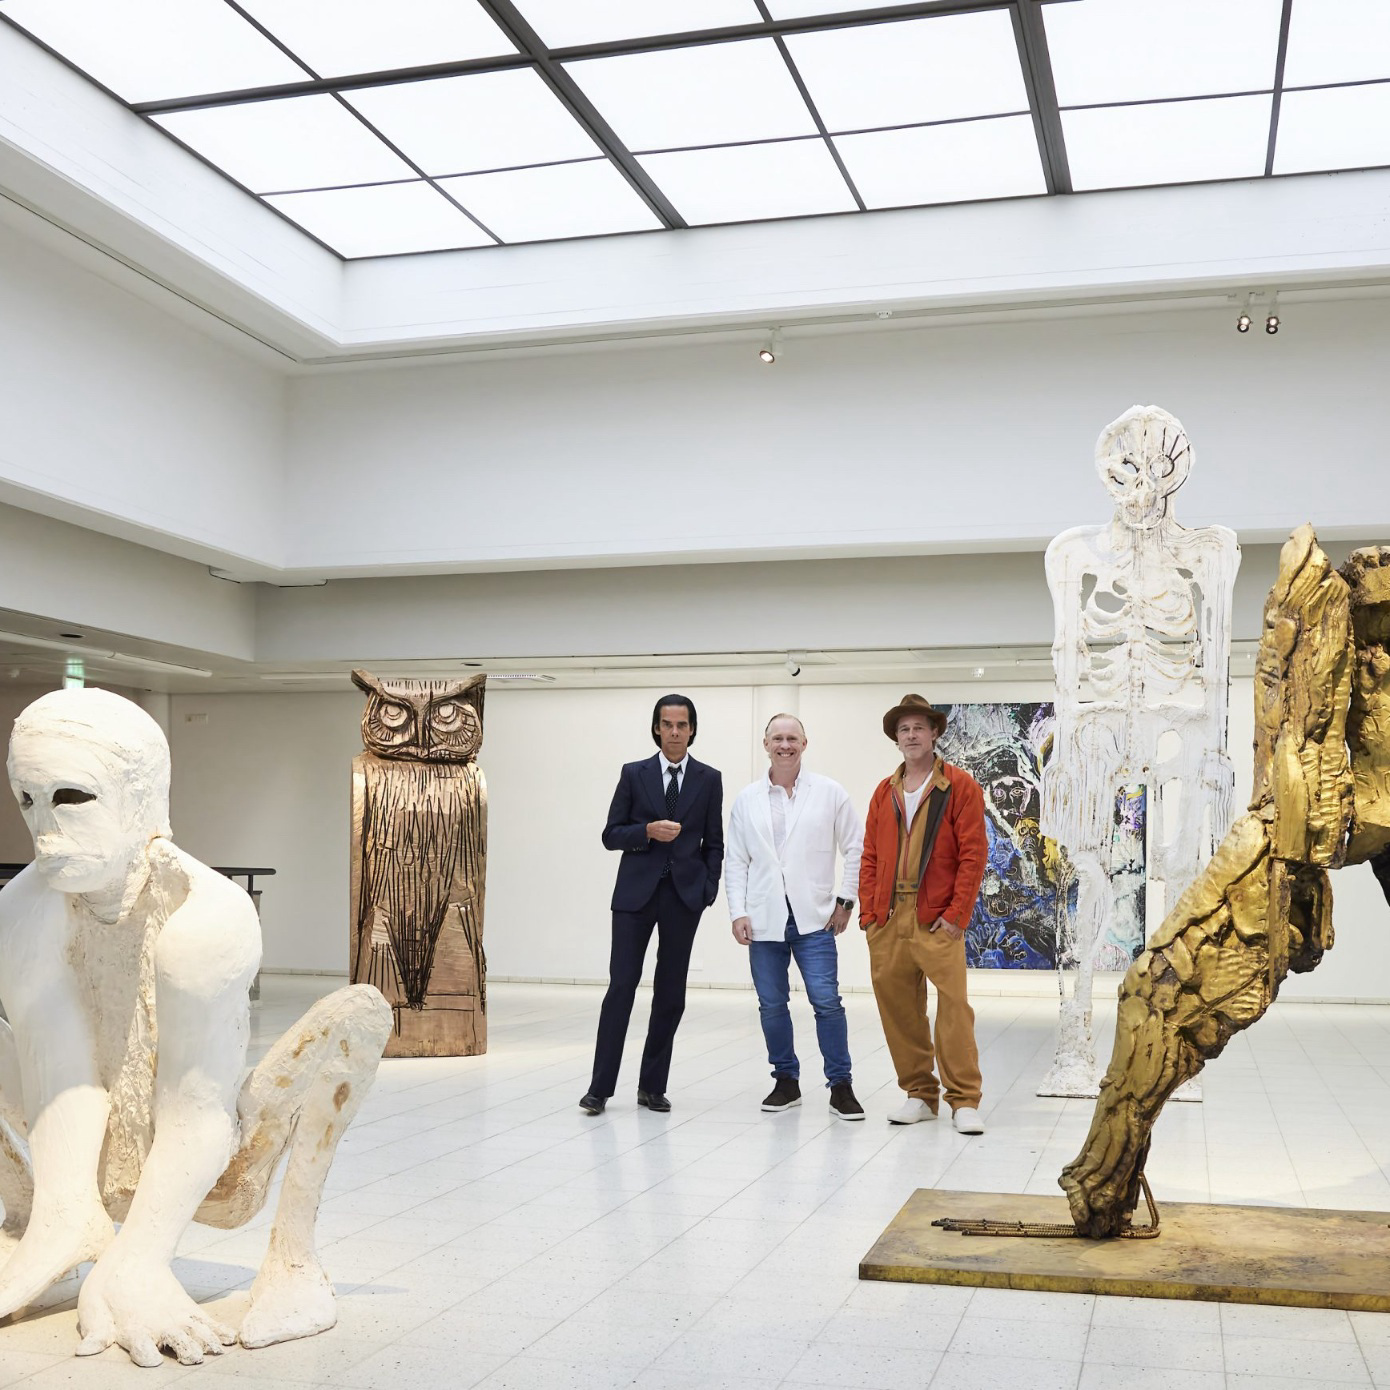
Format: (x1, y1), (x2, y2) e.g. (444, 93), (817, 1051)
(763, 714), (807, 775)
(7, 688), (172, 894)
(1094, 405), (1193, 530)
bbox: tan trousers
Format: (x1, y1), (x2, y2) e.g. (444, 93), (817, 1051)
(868, 892), (982, 1112)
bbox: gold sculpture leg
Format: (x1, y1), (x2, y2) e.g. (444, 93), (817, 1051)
(1058, 525), (1353, 1236)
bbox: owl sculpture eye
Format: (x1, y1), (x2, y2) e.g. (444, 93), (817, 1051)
(379, 702), (410, 728)
(432, 703), (459, 726)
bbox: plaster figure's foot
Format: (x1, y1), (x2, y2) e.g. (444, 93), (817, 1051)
(240, 1254), (336, 1348)
(76, 1258), (236, 1366)
(0, 1211), (113, 1320)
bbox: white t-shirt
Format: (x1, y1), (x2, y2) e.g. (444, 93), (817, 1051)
(903, 780), (927, 827)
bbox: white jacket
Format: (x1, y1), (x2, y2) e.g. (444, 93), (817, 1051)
(725, 769), (863, 942)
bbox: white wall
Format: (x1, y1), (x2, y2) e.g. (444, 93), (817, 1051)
(254, 539), (1379, 664)
(0, 215), (289, 570)
(285, 299), (1390, 574)
(165, 675), (1390, 1003)
(0, 503), (257, 661)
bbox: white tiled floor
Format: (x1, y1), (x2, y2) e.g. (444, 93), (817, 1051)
(6, 977), (1390, 1387)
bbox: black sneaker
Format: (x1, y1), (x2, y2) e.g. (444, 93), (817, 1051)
(829, 1083), (865, 1121)
(761, 1076), (802, 1112)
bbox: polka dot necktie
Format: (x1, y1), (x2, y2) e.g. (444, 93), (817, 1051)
(665, 766), (680, 817)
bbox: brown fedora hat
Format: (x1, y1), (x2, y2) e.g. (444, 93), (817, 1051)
(883, 693), (947, 741)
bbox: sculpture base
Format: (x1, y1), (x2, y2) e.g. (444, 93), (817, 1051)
(861, 1189), (1390, 1311)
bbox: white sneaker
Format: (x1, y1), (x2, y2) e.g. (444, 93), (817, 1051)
(952, 1107), (984, 1134)
(887, 1097), (937, 1125)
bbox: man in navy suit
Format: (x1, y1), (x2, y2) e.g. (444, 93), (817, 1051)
(581, 695), (724, 1115)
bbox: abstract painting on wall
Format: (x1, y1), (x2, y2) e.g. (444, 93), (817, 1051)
(936, 702), (1146, 970)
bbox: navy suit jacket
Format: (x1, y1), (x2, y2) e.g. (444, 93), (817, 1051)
(602, 754), (724, 914)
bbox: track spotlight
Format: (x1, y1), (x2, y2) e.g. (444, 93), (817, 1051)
(1236, 294), (1252, 333)
(1265, 295), (1280, 335)
(785, 655), (801, 677)
(759, 328), (782, 364)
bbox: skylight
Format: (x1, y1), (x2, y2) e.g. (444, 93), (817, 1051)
(2, 0), (1384, 259)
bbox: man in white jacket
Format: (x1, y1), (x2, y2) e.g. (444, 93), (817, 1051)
(726, 714), (865, 1119)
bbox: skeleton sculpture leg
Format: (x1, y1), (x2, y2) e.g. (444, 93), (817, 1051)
(195, 984), (391, 1349)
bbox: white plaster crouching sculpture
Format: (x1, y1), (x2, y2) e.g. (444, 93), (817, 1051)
(1038, 406), (1240, 1097)
(0, 689), (391, 1365)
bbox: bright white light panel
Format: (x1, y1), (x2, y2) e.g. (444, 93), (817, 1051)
(4, 0), (1388, 258)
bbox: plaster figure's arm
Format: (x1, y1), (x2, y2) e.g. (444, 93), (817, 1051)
(834, 789), (864, 902)
(600, 769), (650, 852)
(76, 861), (258, 1364)
(0, 884), (114, 1316)
(723, 796), (751, 920)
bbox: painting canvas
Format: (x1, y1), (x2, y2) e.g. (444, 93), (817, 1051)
(936, 701), (1146, 970)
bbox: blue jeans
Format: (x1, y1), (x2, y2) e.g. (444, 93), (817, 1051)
(747, 909), (852, 1086)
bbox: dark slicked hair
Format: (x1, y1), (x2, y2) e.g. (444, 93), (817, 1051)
(651, 694), (698, 747)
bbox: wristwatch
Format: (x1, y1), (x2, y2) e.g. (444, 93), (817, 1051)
(835, 896), (854, 910)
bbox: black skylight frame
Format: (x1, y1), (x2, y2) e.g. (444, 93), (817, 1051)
(2, 0), (1383, 260)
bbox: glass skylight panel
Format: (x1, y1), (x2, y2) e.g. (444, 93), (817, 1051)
(785, 12), (1027, 131)
(1282, 0), (1390, 88)
(1045, 0), (1283, 106)
(233, 0), (517, 78)
(155, 96), (414, 193)
(834, 115), (1045, 209)
(638, 140), (855, 223)
(1275, 85), (1390, 175)
(566, 39), (818, 149)
(763, 1), (884, 15)
(0, 0), (308, 102)
(344, 71), (600, 176)
(1064, 95), (1271, 191)
(265, 183), (494, 257)
(438, 161), (663, 241)
(515, 0), (761, 48)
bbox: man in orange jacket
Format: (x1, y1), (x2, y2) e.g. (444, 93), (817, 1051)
(860, 694), (988, 1134)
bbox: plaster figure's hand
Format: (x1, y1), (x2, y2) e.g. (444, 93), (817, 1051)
(77, 1255), (236, 1367)
(0, 1208), (114, 1321)
(732, 916), (753, 945)
(646, 820), (681, 843)
(931, 916), (964, 942)
(827, 904), (851, 936)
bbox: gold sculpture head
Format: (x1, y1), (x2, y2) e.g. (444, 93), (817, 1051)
(1249, 525), (1353, 865)
(352, 670), (485, 763)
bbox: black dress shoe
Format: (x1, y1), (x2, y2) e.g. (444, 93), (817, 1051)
(636, 1089), (671, 1112)
(579, 1093), (606, 1115)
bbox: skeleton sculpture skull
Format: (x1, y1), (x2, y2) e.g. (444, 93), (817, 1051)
(0, 689), (391, 1364)
(1038, 406), (1240, 1096)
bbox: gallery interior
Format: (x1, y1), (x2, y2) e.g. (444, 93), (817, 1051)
(2, 0), (1390, 1385)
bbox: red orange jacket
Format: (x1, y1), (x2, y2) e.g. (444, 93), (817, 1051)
(859, 758), (988, 930)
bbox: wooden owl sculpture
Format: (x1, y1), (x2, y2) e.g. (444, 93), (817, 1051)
(349, 669), (488, 1057)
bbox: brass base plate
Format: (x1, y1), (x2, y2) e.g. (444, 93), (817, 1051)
(861, 1189), (1390, 1312)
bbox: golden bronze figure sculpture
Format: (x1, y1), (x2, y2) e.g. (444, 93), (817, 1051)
(349, 669), (488, 1058)
(1060, 527), (1388, 1236)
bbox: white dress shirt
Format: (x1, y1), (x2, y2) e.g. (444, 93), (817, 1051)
(726, 768), (863, 941)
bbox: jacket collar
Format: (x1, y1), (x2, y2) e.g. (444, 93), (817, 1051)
(891, 757), (950, 795)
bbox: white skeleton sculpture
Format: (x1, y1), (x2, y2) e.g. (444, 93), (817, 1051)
(1038, 406), (1240, 1096)
(0, 689), (392, 1365)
